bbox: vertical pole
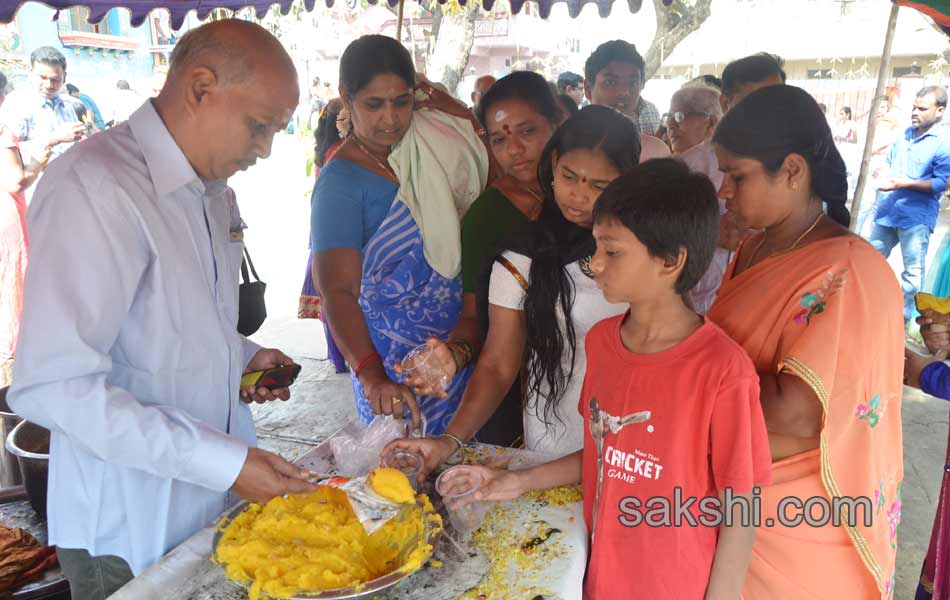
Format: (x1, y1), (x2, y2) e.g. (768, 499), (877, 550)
(396, 0), (406, 41)
(850, 1), (900, 231)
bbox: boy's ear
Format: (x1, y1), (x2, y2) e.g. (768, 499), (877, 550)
(660, 247), (688, 282)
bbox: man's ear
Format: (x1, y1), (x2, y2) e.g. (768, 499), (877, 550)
(184, 66), (218, 114)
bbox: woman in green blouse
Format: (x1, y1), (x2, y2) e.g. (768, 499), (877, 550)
(400, 71), (564, 444)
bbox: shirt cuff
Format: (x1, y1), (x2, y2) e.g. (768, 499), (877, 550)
(185, 423), (248, 492)
(932, 177), (949, 195)
(241, 336), (262, 371)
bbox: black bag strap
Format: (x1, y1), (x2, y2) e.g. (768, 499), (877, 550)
(242, 246), (262, 283)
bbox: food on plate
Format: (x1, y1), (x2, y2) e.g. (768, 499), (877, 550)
(916, 292), (950, 315)
(214, 472), (440, 600)
(369, 467), (416, 504)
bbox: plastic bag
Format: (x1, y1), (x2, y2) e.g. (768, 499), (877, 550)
(310, 474), (404, 534)
(330, 415), (427, 477)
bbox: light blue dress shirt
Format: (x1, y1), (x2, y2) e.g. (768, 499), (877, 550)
(8, 100), (260, 575)
(0, 90), (82, 158)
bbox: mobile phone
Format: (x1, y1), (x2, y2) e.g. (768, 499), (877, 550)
(241, 363), (302, 390)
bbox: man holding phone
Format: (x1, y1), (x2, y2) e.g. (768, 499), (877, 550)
(8, 21), (315, 599)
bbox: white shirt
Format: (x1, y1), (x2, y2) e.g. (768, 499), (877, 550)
(678, 141), (731, 315)
(8, 100), (258, 574)
(489, 251), (627, 456)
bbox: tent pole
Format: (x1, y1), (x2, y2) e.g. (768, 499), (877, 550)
(850, 1), (900, 231)
(396, 0), (406, 41)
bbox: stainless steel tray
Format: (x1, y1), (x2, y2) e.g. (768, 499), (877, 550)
(211, 495), (441, 600)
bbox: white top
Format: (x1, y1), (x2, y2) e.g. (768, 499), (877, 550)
(8, 100), (258, 575)
(677, 141), (732, 314)
(488, 251), (627, 456)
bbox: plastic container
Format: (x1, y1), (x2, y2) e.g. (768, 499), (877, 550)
(435, 465), (490, 536)
(381, 448), (424, 491)
(5, 420), (50, 519)
(0, 386), (23, 487)
(400, 344), (449, 396)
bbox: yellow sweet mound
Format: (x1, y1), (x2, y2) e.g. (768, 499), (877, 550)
(214, 486), (441, 600)
(917, 292), (950, 315)
(369, 468), (416, 504)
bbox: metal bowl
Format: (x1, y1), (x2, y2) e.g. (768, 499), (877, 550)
(212, 498), (441, 599)
(5, 420), (49, 520)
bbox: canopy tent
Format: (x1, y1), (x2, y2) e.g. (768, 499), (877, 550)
(0, 0), (655, 28)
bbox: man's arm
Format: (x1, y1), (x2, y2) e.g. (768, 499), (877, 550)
(9, 164), (247, 493)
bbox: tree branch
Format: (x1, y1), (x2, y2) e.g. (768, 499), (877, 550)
(644, 0), (712, 80)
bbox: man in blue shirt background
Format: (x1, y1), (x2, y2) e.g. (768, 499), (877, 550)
(65, 83), (104, 131)
(870, 86), (950, 324)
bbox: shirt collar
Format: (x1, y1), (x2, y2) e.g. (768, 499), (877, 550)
(39, 92), (64, 110)
(128, 100), (206, 198)
(910, 120), (947, 141)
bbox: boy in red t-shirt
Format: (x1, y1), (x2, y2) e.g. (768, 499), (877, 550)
(444, 159), (771, 599)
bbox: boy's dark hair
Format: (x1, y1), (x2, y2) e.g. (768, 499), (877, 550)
(918, 85), (949, 109)
(557, 71), (583, 93)
(30, 46), (67, 71)
(117, 80), (131, 90)
(690, 74), (722, 91)
(721, 53), (786, 98)
(593, 158), (719, 296)
(584, 40), (645, 86)
(65, 83), (79, 94)
(476, 71), (564, 130)
(558, 94), (579, 116)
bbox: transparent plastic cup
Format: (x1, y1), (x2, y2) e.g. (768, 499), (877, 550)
(381, 447), (424, 491)
(400, 343), (450, 396)
(435, 465), (490, 536)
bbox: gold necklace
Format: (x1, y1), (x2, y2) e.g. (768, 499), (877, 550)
(352, 136), (395, 178)
(745, 212), (825, 271)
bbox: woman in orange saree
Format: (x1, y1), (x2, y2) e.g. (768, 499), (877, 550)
(708, 85), (905, 599)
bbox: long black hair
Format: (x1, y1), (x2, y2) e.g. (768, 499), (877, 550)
(475, 71), (564, 130)
(521, 105), (641, 427)
(712, 85), (850, 227)
(314, 98), (342, 169)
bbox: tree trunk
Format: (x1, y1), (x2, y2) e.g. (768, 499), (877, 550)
(644, 0), (713, 81)
(424, 6), (479, 95)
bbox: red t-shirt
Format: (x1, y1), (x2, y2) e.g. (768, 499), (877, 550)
(579, 315), (771, 599)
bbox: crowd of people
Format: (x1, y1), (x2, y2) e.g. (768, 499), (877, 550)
(1, 16), (950, 600)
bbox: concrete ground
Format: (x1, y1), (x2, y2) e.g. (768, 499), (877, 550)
(236, 133), (950, 599)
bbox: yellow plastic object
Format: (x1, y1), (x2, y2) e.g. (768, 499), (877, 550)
(214, 487), (440, 600)
(368, 468), (415, 504)
(916, 292), (950, 314)
(240, 370), (264, 388)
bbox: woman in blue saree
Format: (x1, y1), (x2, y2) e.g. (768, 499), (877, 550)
(311, 35), (491, 434)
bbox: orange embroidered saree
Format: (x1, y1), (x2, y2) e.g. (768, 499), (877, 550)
(708, 236), (904, 599)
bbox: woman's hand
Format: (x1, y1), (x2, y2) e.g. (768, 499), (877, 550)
(382, 436), (459, 483)
(918, 310), (950, 354)
(394, 338), (457, 399)
(905, 346), (950, 389)
(359, 363), (422, 430)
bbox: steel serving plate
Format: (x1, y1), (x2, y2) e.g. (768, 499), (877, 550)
(211, 497), (441, 600)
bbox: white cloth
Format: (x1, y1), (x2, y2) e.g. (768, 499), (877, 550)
(388, 106), (489, 279)
(678, 141), (731, 314)
(488, 251), (626, 455)
(8, 100), (259, 575)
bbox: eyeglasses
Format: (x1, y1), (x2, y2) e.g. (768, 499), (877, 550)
(664, 111), (710, 126)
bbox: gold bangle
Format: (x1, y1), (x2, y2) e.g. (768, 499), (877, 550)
(446, 338), (475, 370)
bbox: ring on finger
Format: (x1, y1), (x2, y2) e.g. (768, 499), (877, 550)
(392, 396), (402, 404)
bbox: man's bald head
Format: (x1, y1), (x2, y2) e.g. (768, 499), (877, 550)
(168, 19), (295, 87)
(156, 19), (299, 181)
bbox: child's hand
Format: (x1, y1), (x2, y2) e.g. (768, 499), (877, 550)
(440, 465), (525, 505)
